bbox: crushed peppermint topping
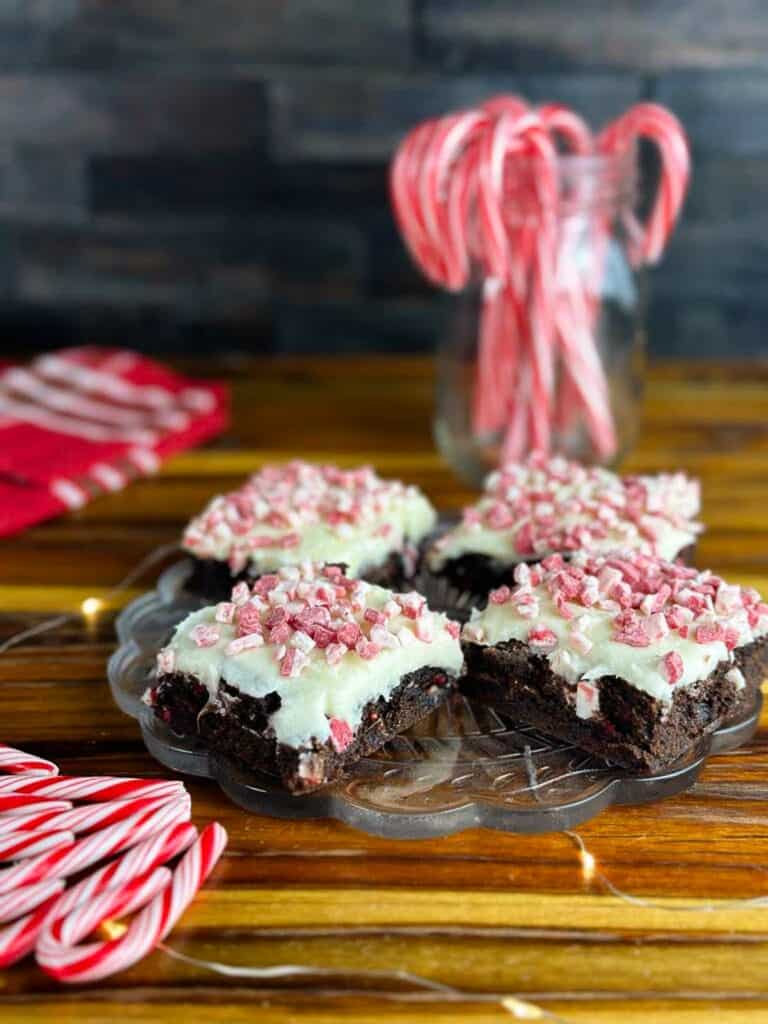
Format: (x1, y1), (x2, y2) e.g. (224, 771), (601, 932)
(329, 717), (354, 753)
(156, 648), (175, 674)
(182, 460), (431, 573)
(189, 624), (220, 648)
(434, 453), (701, 562)
(487, 551), (767, 652)
(528, 626), (558, 650)
(175, 562), (457, 680)
(463, 551), (768, 695)
(663, 651), (684, 685)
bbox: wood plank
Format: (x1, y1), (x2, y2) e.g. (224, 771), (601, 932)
(421, 0), (768, 72)
(0, 996), (766, 1024)
(48, 1), (413, 69)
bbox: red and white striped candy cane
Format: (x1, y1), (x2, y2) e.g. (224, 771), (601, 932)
(0, 891), (63, 967)
(0, 829), (74, 861)
(0, 878), (65, 967)
(38, 822), (227, 983)
(0, 798), (189, 893)
(0, 795), (72, 816)
(0, 878), (64, 925)
(0, 774), (185, 803)
(40, 820), (197, 939)
(420, 109), (489, 290)
(0, 744), (58, 776)
(0, 793), (178, 837)
(599, 102), (690, 265)
(390, 119), (444, 284)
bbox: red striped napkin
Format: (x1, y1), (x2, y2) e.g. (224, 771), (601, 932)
(0, 347), (229, 537)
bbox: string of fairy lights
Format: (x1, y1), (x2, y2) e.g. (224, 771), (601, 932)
(2, 547), (767, 1021)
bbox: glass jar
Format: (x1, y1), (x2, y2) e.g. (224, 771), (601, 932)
(434, 154), (646, 488)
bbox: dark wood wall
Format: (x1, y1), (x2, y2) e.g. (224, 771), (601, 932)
(0, 1), (765, 358)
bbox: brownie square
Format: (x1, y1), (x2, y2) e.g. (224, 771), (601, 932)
(461, 552), (768, 773)
(181, 460), (436, 600)
(427, 454), (702, 596)
(146, 563), (463, 793)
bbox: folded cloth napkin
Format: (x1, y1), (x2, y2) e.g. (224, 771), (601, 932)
(0, 346), (229, 537)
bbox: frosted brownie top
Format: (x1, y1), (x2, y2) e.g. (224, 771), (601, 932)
(155, 562), (463, 750)
(428, 454), (701, 571)
(183, 460), (437, 577)
(463, 551), (768, 705)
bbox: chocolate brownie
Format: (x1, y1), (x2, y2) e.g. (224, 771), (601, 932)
(153, 669), (454, 793)
(461, 552), (768, 773)
(427, 454), (702, 597)
(146, 563), (463, 793)
(181, 460), (435, 600)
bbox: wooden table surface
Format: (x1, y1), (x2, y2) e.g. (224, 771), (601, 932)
(3, 356), (768, 1023)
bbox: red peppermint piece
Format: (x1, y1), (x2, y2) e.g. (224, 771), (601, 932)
(445, 621), (460, 639)
(237, 604), (263, 637)
(253, 574), (280, 596)
(695, 623), (725, 645)
(514, 521), (535, 556)
(364, 608), (387, 625)
(554, 593), (574, 620)
(264, 607), (288, 629)
(663, 651), (684, 685)
(724, 627), (740, 651)
(325, 642), (347, 666)
(190, 624), (221, 648)
(337, 623), (362, 647)
(268, 622), (291, 645)
(310, 625), (336, 649)
(528, 627), (558, 650)
(355, 639), (381, 660)
(279, 648), (298, 677)
(278, 532), (301, 548)
(489, 586), (512, 605)
(329, 717), (354, 753)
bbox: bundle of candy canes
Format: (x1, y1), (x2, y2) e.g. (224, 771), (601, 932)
(390, 98), (690, 461)
(0, 743), (226, 982)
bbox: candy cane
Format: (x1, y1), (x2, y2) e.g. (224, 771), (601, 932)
(38, 823), (227, 983)
(0, 878), (66, 966)
(599, 102), (690, 265)
(0, 829), (74, 861)
(0, 795), (72, 815)
(0, 744), (58, 776)
(0, 793), (179, 837)
(0, 878), (64, 924)
(0, 798), (189, 893)
(0, 774), (185, 802)
(0, 891), (63, 967)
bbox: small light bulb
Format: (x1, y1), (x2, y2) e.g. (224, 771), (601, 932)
(99, 918), (127, 940)
(501, 997), (546, 1019)
(81, 597), (103, 617)
(581, 849), (596, 881)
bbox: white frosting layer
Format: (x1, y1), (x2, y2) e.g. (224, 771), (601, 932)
(161, 582), (463, 749)
(463, 556), (768, 705)
(428, 457), (701, 570)
(182, 461), (437, 577)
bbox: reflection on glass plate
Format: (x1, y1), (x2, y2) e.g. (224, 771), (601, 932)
(107, 560), (762, 838)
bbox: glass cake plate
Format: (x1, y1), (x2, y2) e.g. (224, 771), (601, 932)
(107, 560), (763, 839)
